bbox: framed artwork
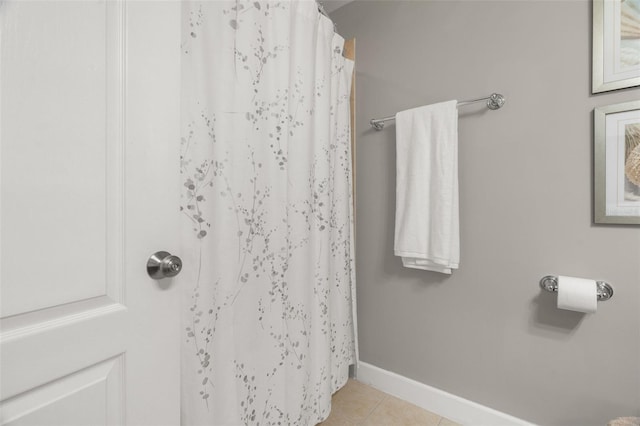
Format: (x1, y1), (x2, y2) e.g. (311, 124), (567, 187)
(594, 100), (640, 224)
(592, 0), (640, 93)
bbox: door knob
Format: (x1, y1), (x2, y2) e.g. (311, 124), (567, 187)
(147, 251), (182, 279)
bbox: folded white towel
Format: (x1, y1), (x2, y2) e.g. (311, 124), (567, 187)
(394, 100), (459, 274)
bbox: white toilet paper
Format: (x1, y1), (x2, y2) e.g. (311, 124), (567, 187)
(557, 275), (598, 313)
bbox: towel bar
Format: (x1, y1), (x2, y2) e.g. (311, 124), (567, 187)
(369, 92), (506, 130)
(539, 275), (614, 301)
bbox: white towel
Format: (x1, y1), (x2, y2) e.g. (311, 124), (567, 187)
(394, 100), (459, 274)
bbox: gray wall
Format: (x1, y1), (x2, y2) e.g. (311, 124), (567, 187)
(331, 1), (640, 425)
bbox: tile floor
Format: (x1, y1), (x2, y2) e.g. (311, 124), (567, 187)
(318, 379), (461, 426)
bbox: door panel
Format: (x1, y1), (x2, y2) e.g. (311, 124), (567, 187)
(1, 0), (117, 317)
(2, 356), (124, 426)
(0, 1), (181, 424)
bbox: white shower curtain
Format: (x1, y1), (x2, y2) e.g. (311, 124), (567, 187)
(180, 1), (356, 424)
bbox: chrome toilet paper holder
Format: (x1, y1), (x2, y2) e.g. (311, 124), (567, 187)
(539, 275), (614, 301)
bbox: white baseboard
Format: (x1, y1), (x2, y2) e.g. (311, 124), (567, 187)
(355, 361), (536, 426)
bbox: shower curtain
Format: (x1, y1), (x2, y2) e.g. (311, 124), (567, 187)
(180, 1), (356, 424)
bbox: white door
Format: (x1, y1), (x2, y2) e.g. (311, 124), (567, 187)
(0, 1), (181, 424)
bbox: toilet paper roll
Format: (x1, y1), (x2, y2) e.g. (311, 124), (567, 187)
(557, 275), (597, 313)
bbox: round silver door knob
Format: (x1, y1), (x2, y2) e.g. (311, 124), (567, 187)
(147, 251), (182, 279)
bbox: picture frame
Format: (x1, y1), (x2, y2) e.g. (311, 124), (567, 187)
(594, 100), (640, 224)
(592, 0), (640, 93)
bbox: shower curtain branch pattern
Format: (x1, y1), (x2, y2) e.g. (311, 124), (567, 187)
(181, 1), (356, 424)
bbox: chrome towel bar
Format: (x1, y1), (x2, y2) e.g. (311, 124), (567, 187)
(539, 275), (614, 301)
(370, 92), (505, 130)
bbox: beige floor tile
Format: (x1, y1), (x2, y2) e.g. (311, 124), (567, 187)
(330, 379), (387, 423)
(438, 418), (462, 426)
(317, 408), (357, 426)
(362, 395), (442, 426)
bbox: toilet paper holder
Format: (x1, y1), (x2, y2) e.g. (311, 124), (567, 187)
(539, 275), (614, 301)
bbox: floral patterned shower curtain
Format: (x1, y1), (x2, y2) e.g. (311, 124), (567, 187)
(180, 1), (356, 424)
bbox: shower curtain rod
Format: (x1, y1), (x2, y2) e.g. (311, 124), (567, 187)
(369, 92), (506, 130)
(317, 2), (338, 32)
(317, 2), (330, 18)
